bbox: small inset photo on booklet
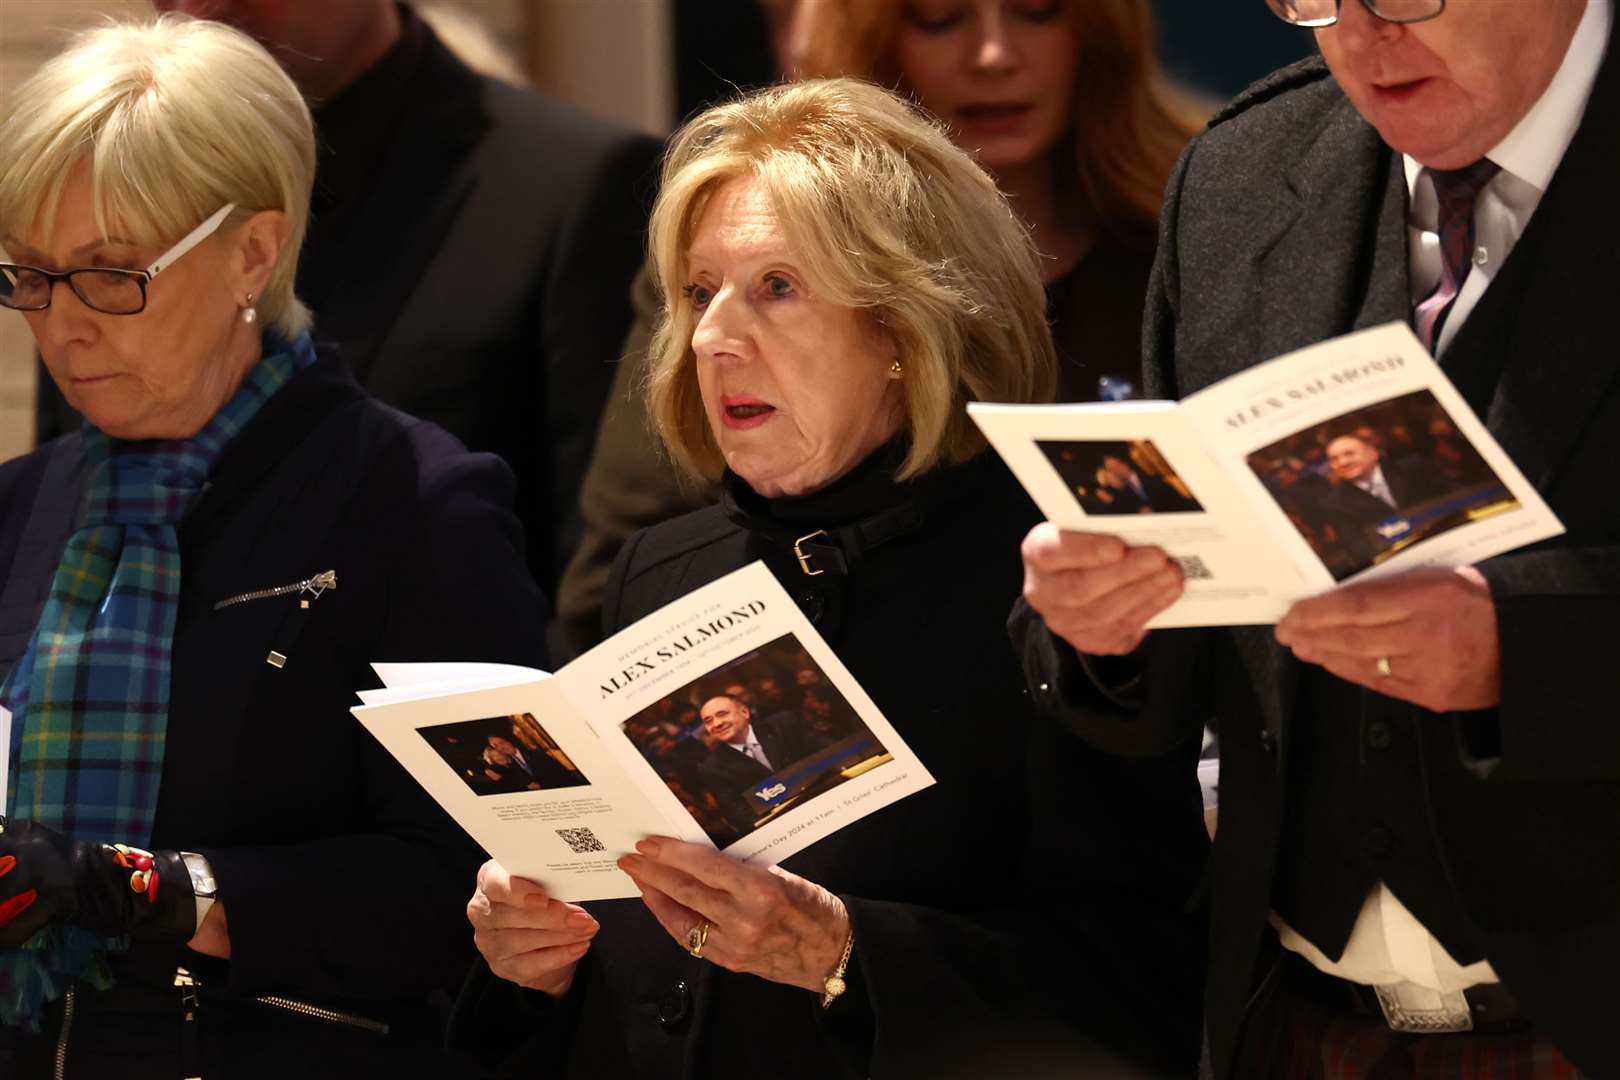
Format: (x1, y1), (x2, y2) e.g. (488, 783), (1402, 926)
(619, 632), (891, 849)
(418, 713), (591, 797)
(1036, 438), (1204, 516)
(1245, 388), (1520, 581)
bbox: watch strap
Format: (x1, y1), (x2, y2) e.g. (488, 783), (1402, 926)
(820, 927), (855, 1009)
(180, 851), (217, 934)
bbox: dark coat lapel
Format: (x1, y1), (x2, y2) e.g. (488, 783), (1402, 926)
(1447, 27), (1620, 491)
(1237, 97), (1412, 759)
(1258, 97), (1412, 364)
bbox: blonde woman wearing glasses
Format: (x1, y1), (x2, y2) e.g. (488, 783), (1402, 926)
(0, 15), (545, 1077)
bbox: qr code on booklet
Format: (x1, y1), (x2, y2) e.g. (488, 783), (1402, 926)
(555, 826), (607, 855)
(1172, 554), (1213, 582)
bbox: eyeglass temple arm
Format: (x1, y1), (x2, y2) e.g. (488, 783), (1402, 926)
(146, 203), (237, 279)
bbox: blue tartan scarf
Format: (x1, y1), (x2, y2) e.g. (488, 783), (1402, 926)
(0, 333), (316, 1027)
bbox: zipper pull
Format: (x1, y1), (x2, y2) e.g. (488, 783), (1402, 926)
(266, 571), (337, 668)
(175, 967), (204, 1079)
(217, 570), (338, 611)
(298, 570), (337, 609)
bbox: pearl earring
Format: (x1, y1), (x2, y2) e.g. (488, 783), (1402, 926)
(242, 292), (257, 325)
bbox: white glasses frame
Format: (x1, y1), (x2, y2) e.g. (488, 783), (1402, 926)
(0, 202), (237, 315)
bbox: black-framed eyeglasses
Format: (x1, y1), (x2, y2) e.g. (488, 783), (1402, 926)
(1266, 0), (1445, 28)
(0, 203), (236, 316)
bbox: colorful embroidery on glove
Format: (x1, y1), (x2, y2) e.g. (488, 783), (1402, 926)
(110, 845), (160, 904)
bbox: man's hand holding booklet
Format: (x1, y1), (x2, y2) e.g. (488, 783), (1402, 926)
(970, 323), (1564, 628)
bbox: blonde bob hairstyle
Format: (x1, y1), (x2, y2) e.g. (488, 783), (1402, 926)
(647, 78), (1057, 484)
(0, 14), (316, 338)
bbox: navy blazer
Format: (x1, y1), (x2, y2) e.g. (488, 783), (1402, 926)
(0, 353), (547, 1078)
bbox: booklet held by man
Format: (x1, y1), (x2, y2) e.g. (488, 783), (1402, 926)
(351, 562), (932, 901)
(969, 323), (1563, 627)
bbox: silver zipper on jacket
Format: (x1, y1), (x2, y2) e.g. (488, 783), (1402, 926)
(252, 994), (390, 1035)
(214, 570), (337, 611)
(53, 985), (75, 1080)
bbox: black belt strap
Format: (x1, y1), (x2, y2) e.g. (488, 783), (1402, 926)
(787, 500), (926, 577)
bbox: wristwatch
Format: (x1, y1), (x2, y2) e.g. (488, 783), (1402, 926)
(180, 852), (218, 934)
(820, 928), (855, 1009)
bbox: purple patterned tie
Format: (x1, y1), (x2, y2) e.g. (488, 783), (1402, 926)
(1414, 158), (1501, 354)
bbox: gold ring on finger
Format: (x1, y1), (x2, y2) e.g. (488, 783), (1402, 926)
(686, 919), (710, 958)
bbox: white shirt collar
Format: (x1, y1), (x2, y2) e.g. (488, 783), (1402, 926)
(1404, 0), (1610, 199)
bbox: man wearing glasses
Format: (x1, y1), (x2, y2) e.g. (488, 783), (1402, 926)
(1014, 1), (1618, 1077)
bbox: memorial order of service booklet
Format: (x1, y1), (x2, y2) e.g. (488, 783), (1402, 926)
(352, 562), (933, 901)
(969, 323), (1564, 627)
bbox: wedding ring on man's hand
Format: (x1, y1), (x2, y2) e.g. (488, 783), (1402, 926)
(1376, 656), (1393, 679)
(686, 920), (711, 958)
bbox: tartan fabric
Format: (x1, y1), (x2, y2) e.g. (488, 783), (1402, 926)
(1241, 956), (1588, 1080)
(1414, 159), (1501, 354)
(1271, 989), (1586, 1080)
(0, 333), (315, 1026)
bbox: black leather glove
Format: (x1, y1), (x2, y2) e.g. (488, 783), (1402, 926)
(0, 816), (197, 948)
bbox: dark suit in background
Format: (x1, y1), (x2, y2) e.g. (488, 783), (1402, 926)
(1013, 49), (1620, 1080)
(35, 6), (661, 595)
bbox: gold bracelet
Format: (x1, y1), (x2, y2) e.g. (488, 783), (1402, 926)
(820, 927), (855, 1009)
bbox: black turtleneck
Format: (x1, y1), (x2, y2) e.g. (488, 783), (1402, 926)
(722, 439), (914, 533)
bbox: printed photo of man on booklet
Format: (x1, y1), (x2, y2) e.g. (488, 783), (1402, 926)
(619, 633), (891, 848)
(418, 713), (590, 797)
(1037, 438), (1203, 516)
(1246, 389), (1521, 581)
